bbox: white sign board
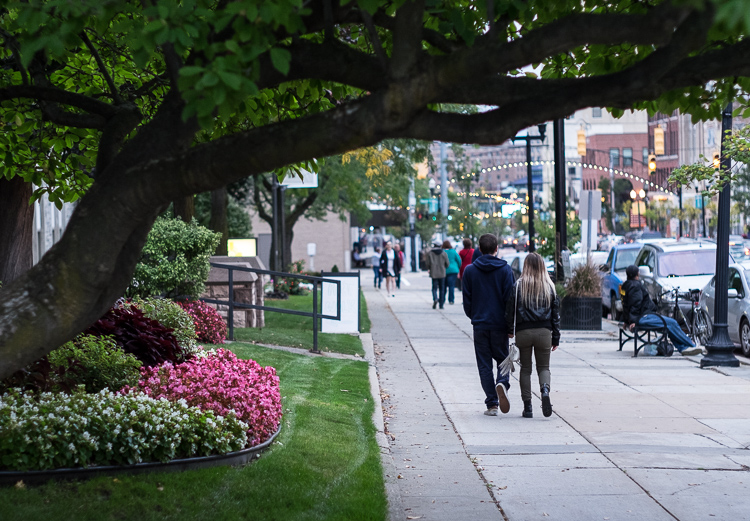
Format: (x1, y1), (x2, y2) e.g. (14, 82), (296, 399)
(281, 169), (318, 188)
(579, 190), (602, 220)
(321, 273), (360, 334)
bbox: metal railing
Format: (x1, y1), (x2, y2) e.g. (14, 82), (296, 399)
(202, 263), (341, 353)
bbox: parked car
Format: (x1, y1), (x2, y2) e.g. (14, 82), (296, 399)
(728, 235), (750, 261)
(599, 242), (643, 320)
(699, 262), (750, 356)
(514, 236), (529, 252)
(634, 240), (733, 319)
(501, 252), (555, 281)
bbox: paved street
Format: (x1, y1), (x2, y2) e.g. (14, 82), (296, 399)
(366, 267), (750, 521)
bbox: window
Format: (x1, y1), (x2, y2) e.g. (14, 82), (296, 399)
(642, 147), (649, 166)
(657, 250), (719, 277)
(609, 148), (620, 167)
(623, 148), (633, 167)
(592, 107), (602, 117)
(729, 269), (744, 298)
(614, 249), (640, 271)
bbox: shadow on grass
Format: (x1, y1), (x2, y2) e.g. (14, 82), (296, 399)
(0, 344), (386, 521)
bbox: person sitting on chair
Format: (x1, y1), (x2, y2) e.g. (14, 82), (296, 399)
(621, 265), (702, 356)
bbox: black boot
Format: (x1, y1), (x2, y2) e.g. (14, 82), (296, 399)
(541, 384), (552, 417)
(522, 400), (533, 418)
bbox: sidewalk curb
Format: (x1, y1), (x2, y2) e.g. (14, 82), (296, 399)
(362, 303), (405, 521)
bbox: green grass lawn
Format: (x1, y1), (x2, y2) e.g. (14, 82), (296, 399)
(233, 293), (366, 356)
(0, 343), (386, 521)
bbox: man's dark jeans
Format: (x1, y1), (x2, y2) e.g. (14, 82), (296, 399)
(473, 329), (510, 408)
(431, 278), (446, 307)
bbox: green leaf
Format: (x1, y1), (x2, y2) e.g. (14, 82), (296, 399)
(270, 48), (291, 76)
(216, 70), (243, 90)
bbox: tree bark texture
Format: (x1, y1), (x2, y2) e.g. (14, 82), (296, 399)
(0, 177), (33, 286)
(210, 187), (229, 256)
(173, 196), (195, 222)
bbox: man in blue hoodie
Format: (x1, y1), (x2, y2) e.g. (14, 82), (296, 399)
(462, 233), (516, 416)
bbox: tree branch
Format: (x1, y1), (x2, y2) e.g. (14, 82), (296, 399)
(0, 85), (117, 120)
(390, 0), (425, 80)
(80, 31), (122, 104)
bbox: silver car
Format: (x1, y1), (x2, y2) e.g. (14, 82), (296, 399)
(699, 262), (750, 356)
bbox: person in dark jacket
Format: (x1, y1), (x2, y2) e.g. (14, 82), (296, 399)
(621, 265), (701, 355)
(379, 241), (401, 297)
(462, 234), (515, 416)
(505, 252), (560, 418)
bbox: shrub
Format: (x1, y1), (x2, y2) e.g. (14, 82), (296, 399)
(127, 217), (221, 300)
(273, 259), (307, 296)
(126, 349), (282, 446)
(177, 300), (227, 344)
(47, 335), (142, 393)
(131, 297), (198, 356)
(0, 388), (248, 471)
(566, 260), (602, 298)
(84, 304), (185, 367)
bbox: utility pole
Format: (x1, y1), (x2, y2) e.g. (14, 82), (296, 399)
(408, 178), (417, 272)
(702, 102), (739, 368)
(439, 143), (449, 239)
(554, 119), (567, 283)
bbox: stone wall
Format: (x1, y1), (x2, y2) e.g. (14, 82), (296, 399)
(200, 257), (266, 329)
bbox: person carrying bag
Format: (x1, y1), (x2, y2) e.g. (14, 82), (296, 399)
(505, 252), (560, 418)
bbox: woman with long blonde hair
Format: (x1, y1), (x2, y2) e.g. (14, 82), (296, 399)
(505, 253), (560, 418)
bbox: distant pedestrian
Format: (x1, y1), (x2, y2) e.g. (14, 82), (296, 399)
(394, 243), (405, 289)
(462, 234), (515, 416)
(443, 240), (461, 305)
(380, 242), (401, 297)
(458, 238), (474, 291)
(424, 242), (449, 309)
(372, 247), (382, 288)
(505, 252), (560, 418)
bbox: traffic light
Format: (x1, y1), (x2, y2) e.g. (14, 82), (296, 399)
(648, 154), (656, 174)
(460, 222), (464, 231)
(577, 129), (586, 156)
(713, 152), (720, 169)
(653, 127), (665, 155)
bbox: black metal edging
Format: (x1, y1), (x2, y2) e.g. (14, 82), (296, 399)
(206, 263), (342, 353)
(0, 424), (281, 486)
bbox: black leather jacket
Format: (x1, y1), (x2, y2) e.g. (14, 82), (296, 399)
(505, 283), (561, 345)
(621, 279), (657, 325)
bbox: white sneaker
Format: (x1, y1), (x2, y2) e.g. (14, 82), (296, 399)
(484, 407), (499, 416)
(496, 383), (510, 414)
(681, 346), (703, 356)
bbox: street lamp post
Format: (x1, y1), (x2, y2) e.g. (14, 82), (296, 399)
(629, 188), (645, 230)
(702, 103), (739, 368)
(512, 124), (547, 252)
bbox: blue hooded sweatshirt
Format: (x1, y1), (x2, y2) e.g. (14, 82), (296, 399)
(461, 254), (515, 331)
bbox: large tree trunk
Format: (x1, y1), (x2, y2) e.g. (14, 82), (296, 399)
(210, 187), (228, 256)
(0, 177), (34, 285)
(284, 226), (294, 271)
(173, 195), (195, 222)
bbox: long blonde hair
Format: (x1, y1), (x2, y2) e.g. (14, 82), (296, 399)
(518, 252), (556, 308)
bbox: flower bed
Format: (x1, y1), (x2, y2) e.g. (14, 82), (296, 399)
(0, 388), (248, 471)
(124, 349), (282, 446)
(177, 300), (227, 344)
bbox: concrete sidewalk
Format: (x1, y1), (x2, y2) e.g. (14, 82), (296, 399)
(366, 269), (750, 521)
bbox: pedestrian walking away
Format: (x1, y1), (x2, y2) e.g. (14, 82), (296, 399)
(621, 265), (701, 356)
(380, 241), (401, 297)
(461, 233), (515, 415)
(457, 238), (474, 292)
(505, 252), (560, 418)
(371, 247), (382, 289)
(424, 242), (449, 309)
(394, 243), (405, 289)
(443, 240), (462, 305)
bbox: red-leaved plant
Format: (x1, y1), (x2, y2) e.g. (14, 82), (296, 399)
(124, 349), (282, 446)
(85, 305), (184, 367)
(177, 300), (227, 344)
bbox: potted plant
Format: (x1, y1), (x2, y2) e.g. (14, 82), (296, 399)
(560, 259), (603, 330)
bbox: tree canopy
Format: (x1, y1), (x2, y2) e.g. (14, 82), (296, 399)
(3, 0), (750, 377)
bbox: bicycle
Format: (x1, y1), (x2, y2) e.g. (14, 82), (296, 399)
(661, 288), (712, 346)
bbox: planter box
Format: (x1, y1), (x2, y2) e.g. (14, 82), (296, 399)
(560, 296), (602, 330)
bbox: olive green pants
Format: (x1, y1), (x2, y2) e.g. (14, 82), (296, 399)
(516, 327), (552, 402)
